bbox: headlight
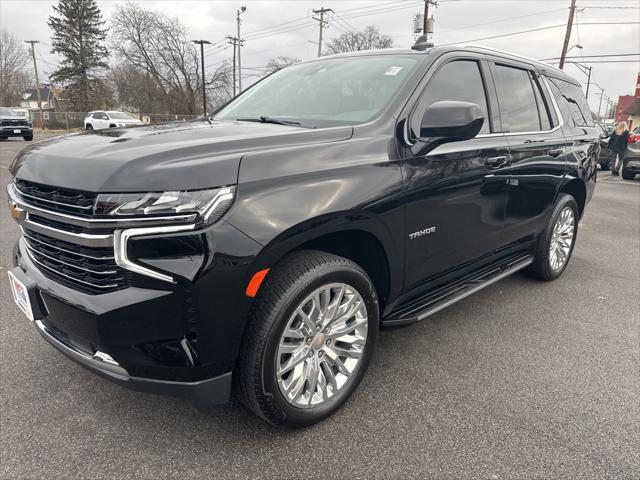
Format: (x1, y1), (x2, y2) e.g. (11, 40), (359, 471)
(95, 186), (235, 225)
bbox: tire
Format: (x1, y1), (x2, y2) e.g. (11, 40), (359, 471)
(621, 168), (635, 180)
(85, 124), (93, 130)
(600, 161), (610, 171)
(23, 135), (33, 141)
(527, 193), (579, 281)
(235, 250), (379, 427)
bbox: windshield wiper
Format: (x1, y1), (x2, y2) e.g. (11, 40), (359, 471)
(236, 116), (301, 126)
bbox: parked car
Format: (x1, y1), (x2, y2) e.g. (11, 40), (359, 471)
(595, 122), (612, 170)
(622, 126), (640, 180)
(7, 43), (598, 427)
(84, 111), (142, 130)
(0, 107), (33, 141)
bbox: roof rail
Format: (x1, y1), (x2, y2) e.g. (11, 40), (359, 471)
(461, 44), (566, 74)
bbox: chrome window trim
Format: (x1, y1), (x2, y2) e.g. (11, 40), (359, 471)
(476, 74), (565, 138)
(114, 224), (196, 283)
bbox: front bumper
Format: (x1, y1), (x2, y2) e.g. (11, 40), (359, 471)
(35, 318), (232, 407)
(11, 213), (262, 408)
(0, 126), (32, 137)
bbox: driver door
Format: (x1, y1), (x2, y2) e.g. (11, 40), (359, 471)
(399, 56), (511, 289)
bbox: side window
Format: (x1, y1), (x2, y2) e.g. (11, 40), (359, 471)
(94, 112), (107, 120)
(411, 60), (491, 137)
(547, 77), (594, 127)
(531, 75), (553, 130)
(493, 64), (548, 133)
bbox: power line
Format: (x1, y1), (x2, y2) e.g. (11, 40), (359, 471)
(540, 53), (640, 60)
(438, 7), (567, 34)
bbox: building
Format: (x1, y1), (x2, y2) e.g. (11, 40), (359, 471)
(615, 73), (640, 129)
(20, 87), (57, 110)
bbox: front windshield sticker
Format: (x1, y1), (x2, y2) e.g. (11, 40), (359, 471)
(384, 66), (403, 76)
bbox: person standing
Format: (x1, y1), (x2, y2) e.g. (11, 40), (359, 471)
(608, 122), (630, 176)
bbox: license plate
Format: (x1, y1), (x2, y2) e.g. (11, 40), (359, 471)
(13, 129), (21, 133)
(8, 271), (34, 321)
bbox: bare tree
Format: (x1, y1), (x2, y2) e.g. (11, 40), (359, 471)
(206, 61), (233, 111)
(265, 56), (301, 74)
(324, 25), (393, 55)
(0, 30), (32, 106)
(110, 2), (200, 114)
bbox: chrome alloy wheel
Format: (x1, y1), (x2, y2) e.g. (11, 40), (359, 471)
(549, 206), (575, 271)
(276, 283), (368, 408)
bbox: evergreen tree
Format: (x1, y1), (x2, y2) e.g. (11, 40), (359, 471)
(48, 0), (109, 111)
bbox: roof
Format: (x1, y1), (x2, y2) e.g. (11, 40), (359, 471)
(22, 88), (51, 101)
(315, 44), (579, 85)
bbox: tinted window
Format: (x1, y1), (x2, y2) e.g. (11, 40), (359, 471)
(494, 64), (544, 133)
(411, 60), (491, 136)
(547, 77), (594, 127)
(531, 75), (553, 130)
(93, 112), (107, 119)
(216, 56), (418, 127)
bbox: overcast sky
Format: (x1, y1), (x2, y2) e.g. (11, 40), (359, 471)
(1, 0), (638, 114)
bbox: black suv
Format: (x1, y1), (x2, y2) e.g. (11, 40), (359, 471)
(7, 44), (598, 427)
(0, 107), (33, 141)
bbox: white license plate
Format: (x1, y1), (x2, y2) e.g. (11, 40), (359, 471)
(13, 129), (21, 133)
(8, 271), (34, 321)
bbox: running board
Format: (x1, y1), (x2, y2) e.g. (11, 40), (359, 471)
(384, 253), (534, 327)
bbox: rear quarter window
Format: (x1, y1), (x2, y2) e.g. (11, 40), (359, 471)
(547, 77), (594, 128)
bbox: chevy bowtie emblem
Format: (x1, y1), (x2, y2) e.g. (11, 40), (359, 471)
(8, 201), (26, 221)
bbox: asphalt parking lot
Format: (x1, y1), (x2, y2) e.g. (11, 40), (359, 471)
(1, 136), (638, 479)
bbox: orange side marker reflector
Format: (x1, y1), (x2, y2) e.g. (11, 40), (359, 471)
(246, 268), (270, 298)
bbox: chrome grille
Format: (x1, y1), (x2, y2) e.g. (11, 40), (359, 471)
(14, 179), (95, 217)
(23, 228), (130, 294)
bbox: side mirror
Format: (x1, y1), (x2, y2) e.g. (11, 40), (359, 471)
(419, 101), (485, 143)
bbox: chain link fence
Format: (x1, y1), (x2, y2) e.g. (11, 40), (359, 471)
(28, 111), (201, 131)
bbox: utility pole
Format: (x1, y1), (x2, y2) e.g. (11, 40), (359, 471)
(227, 36), (241, 96)
(312, 7), (332, 57)
(192, 40), (211, 115)
(237, 6), (246, 93)
(559, 0), (577, 70)
(422, 1), (437, 37)
(597, 88), (605, 120)
(24, 40), (45, 130)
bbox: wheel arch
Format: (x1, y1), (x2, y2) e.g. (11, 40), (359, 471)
(247, 214), (401, 314)
(558, 178), (587, 219)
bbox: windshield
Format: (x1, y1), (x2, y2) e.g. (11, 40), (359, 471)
(215, 56), (418, 127)
(108, 112), (135, 120)
(0, 107), (18, 117)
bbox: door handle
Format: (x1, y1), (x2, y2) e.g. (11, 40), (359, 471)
(485, 156), (508, 168)
(549, 149), (564, 158)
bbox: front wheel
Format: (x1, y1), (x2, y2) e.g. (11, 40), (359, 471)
(23, 135), (33, 141)
(527, 193), (579, 281)
(85, 124), (93, 130)
(236, 250), (378, 427)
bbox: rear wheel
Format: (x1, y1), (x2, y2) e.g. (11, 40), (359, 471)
(621, 167), (635, 180)
(600, 161), (610, 171)
(528, 193), (578, 281)
(236, 250), (378, 427)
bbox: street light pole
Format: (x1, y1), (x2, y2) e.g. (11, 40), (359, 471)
(192, 40), (211, 115)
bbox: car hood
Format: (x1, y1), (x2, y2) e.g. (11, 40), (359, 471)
(10, 120), (353, 192)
